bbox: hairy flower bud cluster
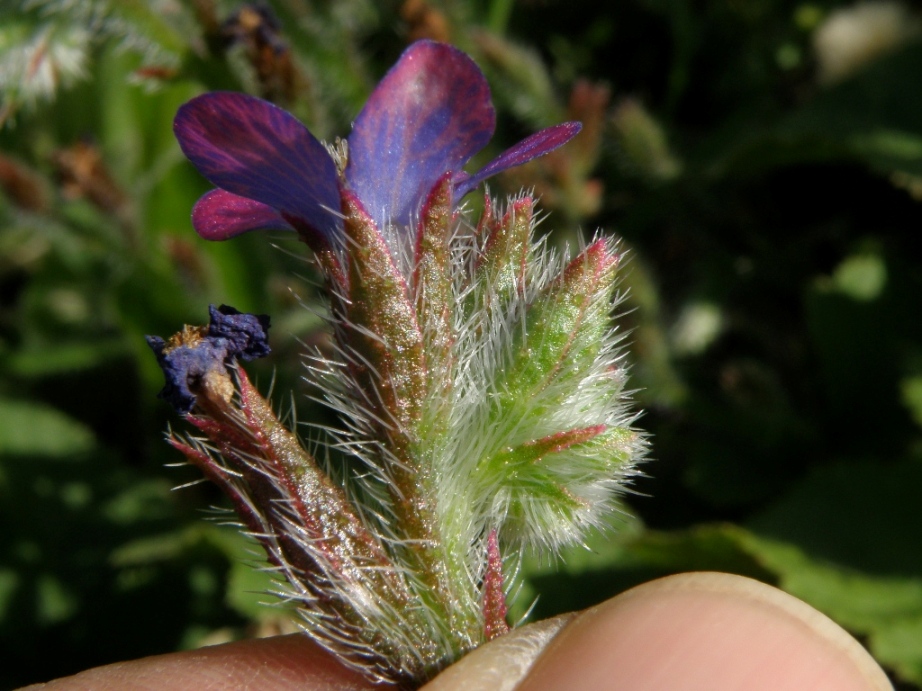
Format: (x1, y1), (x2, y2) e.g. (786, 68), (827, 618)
(151, 40), (646, 688)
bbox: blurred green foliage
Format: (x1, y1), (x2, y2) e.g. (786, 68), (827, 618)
(2, 0), (922, 687)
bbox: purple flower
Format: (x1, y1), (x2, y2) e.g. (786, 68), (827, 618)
(173, 40), (581, 247)
(147, 305), (271, 414)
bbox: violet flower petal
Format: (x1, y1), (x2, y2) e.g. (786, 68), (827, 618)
(346, 40), (495, 227)
(207, 304), (271, 361)
(146, 305), (271, 415)
(174, 92), (341, 240)
(146, 335), (228, 414)
(453, 121), (583, 199)
(192, 189), (294, 240)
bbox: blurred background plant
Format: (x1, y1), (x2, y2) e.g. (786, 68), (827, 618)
(2, 0), (922, 688)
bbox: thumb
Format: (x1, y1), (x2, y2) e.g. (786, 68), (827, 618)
(423, 572), (893, 691)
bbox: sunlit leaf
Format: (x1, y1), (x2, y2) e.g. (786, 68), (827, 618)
(0, 398), (95, 457)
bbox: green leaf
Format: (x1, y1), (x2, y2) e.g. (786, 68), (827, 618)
(731, 452), (922, 684)
(0, 398), (95, 457)
(4, 340), (128, 377)
(36, 573), (79, 624)
(874, 615), (922, 683)
(225, 558), (284, 621)
(206, 527), (288, 622)
(749, 458), (922, 575)
(0, 569), (20, 622)
(900, 375), (922, 429)
(517, 521), (772, 622)
(699, 43), (922, 179)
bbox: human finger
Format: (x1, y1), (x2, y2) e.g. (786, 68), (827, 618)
(19, 632), (381, 691)
(426, 571), (893, 691)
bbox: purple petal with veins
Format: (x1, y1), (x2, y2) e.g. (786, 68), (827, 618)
(453, 121), (583, 199)
(192, 189), (294, 240)
(346, 40), (495, 227)
(174, 92), (341, 239)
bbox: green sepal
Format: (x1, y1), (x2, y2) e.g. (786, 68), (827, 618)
(484, 426), (607, 520)
(500, 238), (619, 407)
(340, 189), (426, 449)
(339, 190), (457, 640)
(482, 529), (509, 641)
(493, 425), (638, 544)
(489, 424), (607, 469)
(476, 196), (533, 300)
(413, 173), (454, 404)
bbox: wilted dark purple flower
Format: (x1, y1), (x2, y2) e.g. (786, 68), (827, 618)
(173, 40), (581, 247)
(147, 305), (270, 414)
(206, 304), (271, 361)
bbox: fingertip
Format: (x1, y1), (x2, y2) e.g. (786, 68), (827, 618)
(516, 572), (893, 691)
(22, 634), (378, 691)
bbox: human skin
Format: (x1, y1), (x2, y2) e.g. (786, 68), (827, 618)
(21, 572), (894, 691)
